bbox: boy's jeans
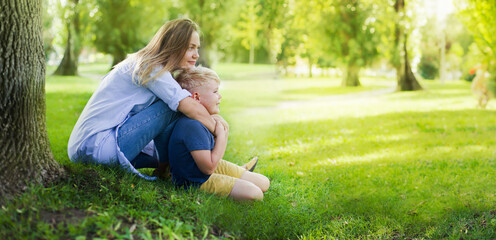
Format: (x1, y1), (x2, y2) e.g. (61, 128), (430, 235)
(117, 100), (181, 169)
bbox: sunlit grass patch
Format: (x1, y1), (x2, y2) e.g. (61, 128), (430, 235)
(222, 79), (496, 238)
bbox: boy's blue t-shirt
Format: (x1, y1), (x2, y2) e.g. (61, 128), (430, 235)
(168, 116), (215, 187)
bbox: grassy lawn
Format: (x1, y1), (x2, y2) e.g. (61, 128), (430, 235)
(1, 63), (495, 239)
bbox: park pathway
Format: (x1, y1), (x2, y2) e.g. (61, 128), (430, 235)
(276, 87), (396, 110)
(79, 72), (105, 81)
(244, 86), (397, 116)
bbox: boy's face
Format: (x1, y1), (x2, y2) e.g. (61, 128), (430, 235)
(192, 79), (222, 115)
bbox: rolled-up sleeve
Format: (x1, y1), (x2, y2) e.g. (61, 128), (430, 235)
(146, 71), (191, 111)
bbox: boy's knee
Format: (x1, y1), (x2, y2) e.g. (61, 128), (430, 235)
(230, 180), (264, 201)
(247, 185), (263, 201)
(241, 171), (270, 192)
(259, 175), (270, 192)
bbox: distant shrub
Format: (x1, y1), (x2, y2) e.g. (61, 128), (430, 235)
(418, 55), (439, 80)
(463, 72), (476, 82)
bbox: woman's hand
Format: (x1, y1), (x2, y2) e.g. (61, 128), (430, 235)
(177, 97), (216, 133)
(212, 114), (229, 133)
(213, 116), (228, 139)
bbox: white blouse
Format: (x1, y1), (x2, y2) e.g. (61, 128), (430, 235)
(67, 59), (191, 179)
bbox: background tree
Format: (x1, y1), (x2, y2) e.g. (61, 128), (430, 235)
(0, 0), (64, 197)
(180, 0), (234, 68)
(392, 0), (422, 91)
(260, 0), (287, 64)
(285, 0), (323, 78)
(319, 0), (380, 86)
(92, 0), (145, 67)
(235, 0), (262, 65)
(52, 0), (87, 76)
(276, 1), (300, 75)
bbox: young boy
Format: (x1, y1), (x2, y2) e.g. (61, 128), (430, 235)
(168, 67), (270, 200)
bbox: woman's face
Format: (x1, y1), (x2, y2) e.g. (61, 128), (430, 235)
(180, 31), (200, 69)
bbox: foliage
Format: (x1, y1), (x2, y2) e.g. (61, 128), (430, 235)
(234, 0), (263, 64)
(92, 0), (142, 66)
(456, 0), (496, 93)
(320, 1), (380, 68)
(91, 0), (172, 67)
(275, 0), (307, 73)
(456, 0), (496, 63)
(275, 0), (384, 83)
(259, 0), (288, 63)
(39, 0), (483, 84)
(179, 0), (236, 67)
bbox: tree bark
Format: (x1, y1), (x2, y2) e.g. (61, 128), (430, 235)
(342, 63), (361, 87)
(394, 0), (422, 91)
(0, 0), (64, 197)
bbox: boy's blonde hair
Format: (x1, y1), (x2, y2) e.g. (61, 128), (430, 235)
(129, 18), (199, 86)
(174, 67), (220, 90)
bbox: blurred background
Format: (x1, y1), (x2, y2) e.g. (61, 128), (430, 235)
(42, 0), (495, 93)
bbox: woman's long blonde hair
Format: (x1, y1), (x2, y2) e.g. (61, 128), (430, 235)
(131, 18), (199, 85)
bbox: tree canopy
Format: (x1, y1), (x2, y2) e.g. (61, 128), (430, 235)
(42, 0), (490, 88)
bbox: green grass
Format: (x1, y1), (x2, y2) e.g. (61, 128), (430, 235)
(1, 63), (496, 239)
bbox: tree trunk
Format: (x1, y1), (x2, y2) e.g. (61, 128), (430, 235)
(198, 47), (211, 68)
(249, 41), (255, 65)
(439, 29), (447, 83)
(308, 57), (313, 78)
(396, 36), (422, 91)
(53, 23), (78, 75)
(53, 0), (80, 76)
(394, 0), (422, 91)
(342, 63), (361, 87)
(0, 0), (64, 197)
(111, 50), (127, 68)
(195, 0), (211, 68)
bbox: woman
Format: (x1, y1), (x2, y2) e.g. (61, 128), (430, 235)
(68, 18), (215, 180)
